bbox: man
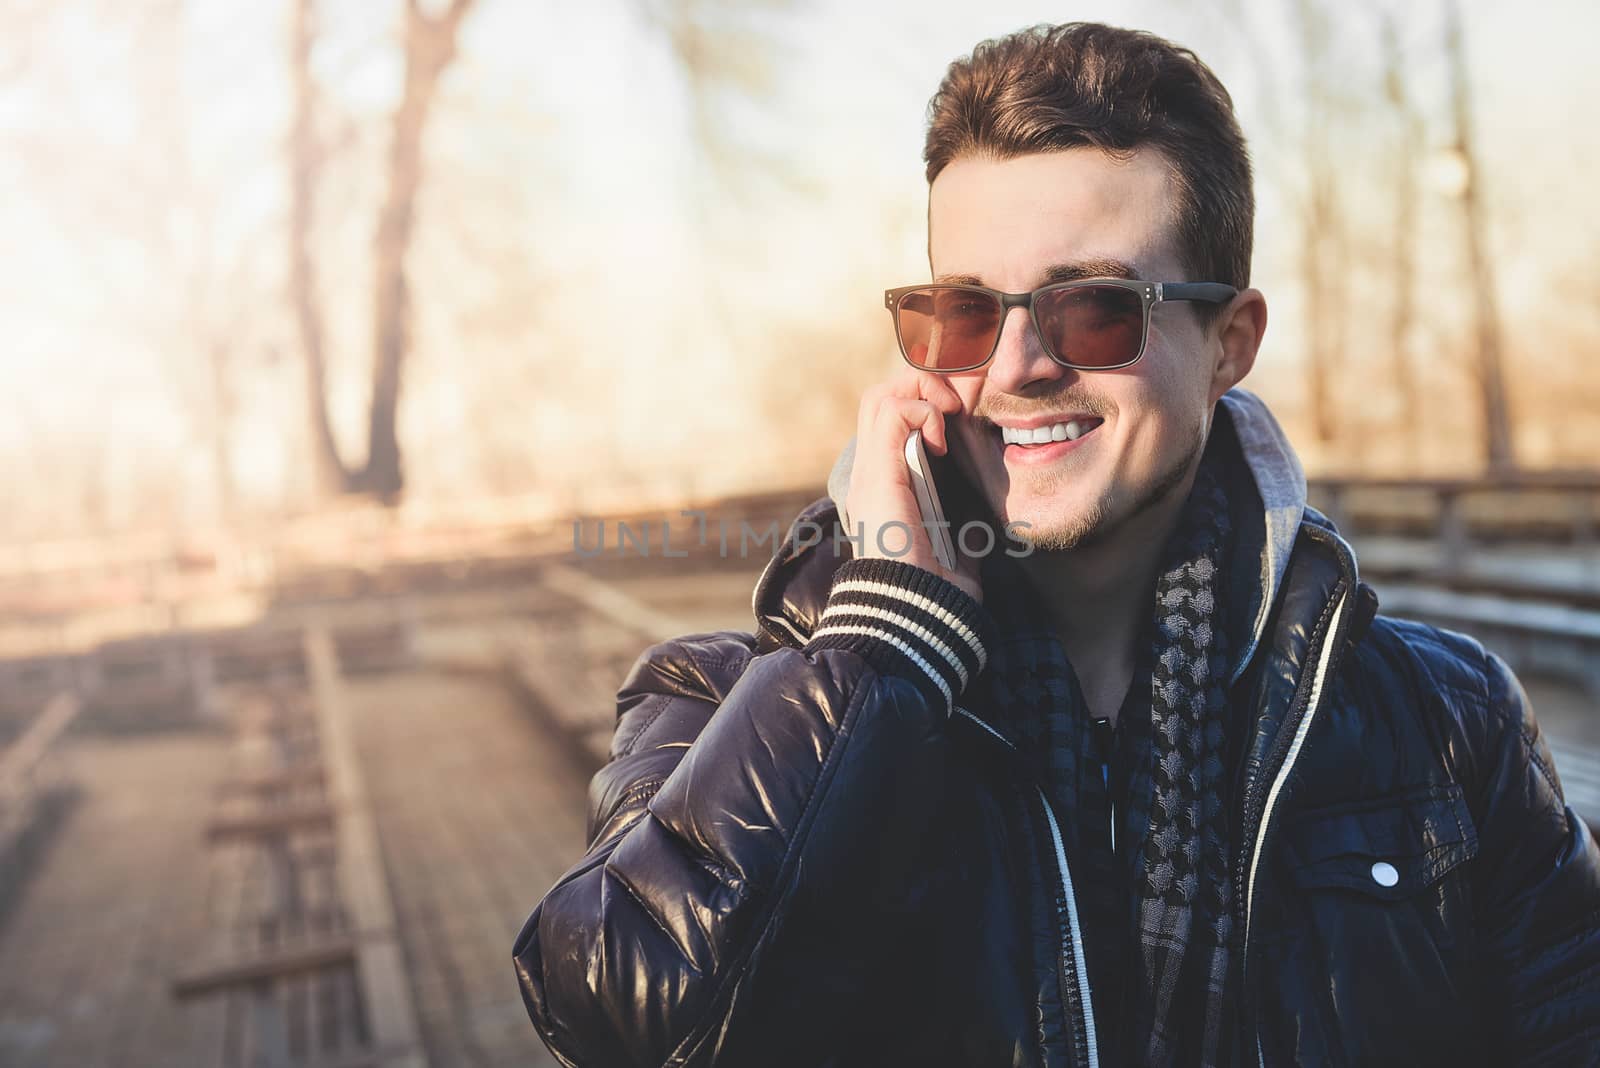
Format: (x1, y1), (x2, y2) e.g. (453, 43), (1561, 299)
(514, 22), (1600, 1067)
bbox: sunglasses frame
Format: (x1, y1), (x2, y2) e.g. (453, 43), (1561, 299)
(883, 277), (1239, 373)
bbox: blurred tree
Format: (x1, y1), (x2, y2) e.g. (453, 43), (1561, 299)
(290, 0), (478, 504)
(634, 0), (806, 353)
(1291, 0), (1348, 449)
(1442, 0), (1514, 471)
(1381, 12), (1422, 455)
(0, 0), (275, 531)
(626, 0), (839, 496)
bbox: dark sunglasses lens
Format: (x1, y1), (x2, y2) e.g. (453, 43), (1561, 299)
(895, 288), (1001, 370)
(1034, 284), (1144, 367)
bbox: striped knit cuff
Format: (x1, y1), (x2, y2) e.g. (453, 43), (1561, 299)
(803, 557), (995, 715)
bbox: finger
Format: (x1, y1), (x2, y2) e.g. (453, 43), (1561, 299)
(859, 368), (955, 446)
(848, 393), (923, 525)
(887, 364), (925, 399)
(864, 397), (939, 469)
(913, 377), (961, 454)
(915, 370), (964, 415)
(907, 371), (963, 454)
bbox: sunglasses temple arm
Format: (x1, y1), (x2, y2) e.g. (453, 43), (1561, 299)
(1159, 282), (1237, 303)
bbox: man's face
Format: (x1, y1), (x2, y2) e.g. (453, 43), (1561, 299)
(929, 146), (1225, 551)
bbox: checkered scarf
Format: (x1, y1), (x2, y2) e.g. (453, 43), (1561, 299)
(974, 443), (1239, 1067)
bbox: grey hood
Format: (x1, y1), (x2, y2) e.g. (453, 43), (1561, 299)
(823, 386), (1307, 685)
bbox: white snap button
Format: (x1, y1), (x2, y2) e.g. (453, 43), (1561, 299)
(1370, 861), (1399, 887)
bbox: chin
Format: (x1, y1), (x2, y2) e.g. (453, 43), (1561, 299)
(999, 492), (1112, 554)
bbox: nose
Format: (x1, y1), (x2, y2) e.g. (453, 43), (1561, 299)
(984, 305), (1072, 395)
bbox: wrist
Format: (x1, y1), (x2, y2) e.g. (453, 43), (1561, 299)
(803, 557), (995, 714)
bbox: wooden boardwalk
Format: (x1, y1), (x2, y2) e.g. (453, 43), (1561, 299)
(0, 602), (600, 1068)
(0, 535), (1595, 1068)
(0, 733), (232, 1066)
(341, 664), (588, 1068)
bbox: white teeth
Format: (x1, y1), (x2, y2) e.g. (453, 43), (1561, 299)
(1000, 420), (1099, 446)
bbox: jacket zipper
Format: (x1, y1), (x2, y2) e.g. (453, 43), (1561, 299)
(760, 516), (1366, 1067)
(1237, 584), (1352, 1068)
(957, 706), (1099, 1068)
(1035, 784), (1098, 1068)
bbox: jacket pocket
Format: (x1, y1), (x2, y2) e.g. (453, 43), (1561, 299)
(1259, 784), (1487, 1067)
(1283, 782), (1479, 900)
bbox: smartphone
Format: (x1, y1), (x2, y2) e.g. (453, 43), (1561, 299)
(905, 429), (958, 571)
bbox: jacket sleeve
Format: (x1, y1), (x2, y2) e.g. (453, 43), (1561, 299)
(1470, 650), (1600, 1063)
(512, 557), (995, 1067)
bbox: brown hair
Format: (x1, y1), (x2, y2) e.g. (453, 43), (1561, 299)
(923, 22), (1253, 295)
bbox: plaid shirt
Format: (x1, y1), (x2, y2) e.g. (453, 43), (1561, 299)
(969, 552), (1155, 1064)
(967, 436), (1250, 1066)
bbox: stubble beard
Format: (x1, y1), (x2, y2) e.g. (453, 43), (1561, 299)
(1002, 423), (1207, 553)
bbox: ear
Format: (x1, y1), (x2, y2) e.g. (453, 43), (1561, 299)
(1207, 287), (1267, 404)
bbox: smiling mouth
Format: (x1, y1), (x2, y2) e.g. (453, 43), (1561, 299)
(997, 418), (1105, 447)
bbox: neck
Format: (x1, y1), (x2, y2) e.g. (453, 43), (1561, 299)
(1013, 467), (1198, 717)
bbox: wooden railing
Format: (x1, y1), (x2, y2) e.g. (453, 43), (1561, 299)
(1308, 472), (1600, 570)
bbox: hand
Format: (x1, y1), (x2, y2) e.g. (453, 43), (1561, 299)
(845, 366), (984, 603)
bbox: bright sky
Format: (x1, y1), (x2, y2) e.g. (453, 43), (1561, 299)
(1, 0), (1596, 534)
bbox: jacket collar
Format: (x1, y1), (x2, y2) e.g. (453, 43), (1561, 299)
(756, 389), (1377, 664)
(753, 424), (1381, 841)
(1216, 389), (1308, 684)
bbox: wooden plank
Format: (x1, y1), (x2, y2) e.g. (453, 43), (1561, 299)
(205, 803), (337, 842)
(1310, 472), (1600, 493)
(1378, 585), (1600, 641)
(172, 936), (359, 998)
(540, 563), (694, 644)
(295, 1044), (424, 1068)
(305, 626), (427, 1068)
(216, 765), (327, 797)
(503, 567), (703, 773)
(0, 692), (78, 791)
(1357, 562), (1600, 612)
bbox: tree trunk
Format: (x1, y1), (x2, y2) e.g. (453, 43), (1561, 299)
(1444, 0), (1515, 472)
(1294, 0), (1341, 448)
(289, 0), (351, 496)
(351, 0), (476, 504)
(1382, 16), (1422, 464)
(289, 0), (476, 505)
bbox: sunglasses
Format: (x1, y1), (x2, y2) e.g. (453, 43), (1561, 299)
(883, 277), (1238, 373)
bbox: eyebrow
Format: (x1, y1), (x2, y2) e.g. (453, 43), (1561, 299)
(933, 258), (1141, 287)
